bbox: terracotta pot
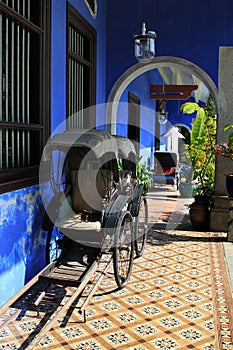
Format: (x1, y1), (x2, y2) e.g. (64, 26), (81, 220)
(193, 195), (209, 205)
(189, 201), (210, 231)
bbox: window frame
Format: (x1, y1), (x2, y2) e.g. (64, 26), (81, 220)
(66, 2), (96, 129)
(0, 0), (51, 194)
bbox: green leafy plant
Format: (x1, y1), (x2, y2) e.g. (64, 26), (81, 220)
(180, 98), (216, 200)
(136, 157), (153, 196)
(214, 123), (233, 157)
(118, 157), (152, 195)
(224, 123), (233, 148)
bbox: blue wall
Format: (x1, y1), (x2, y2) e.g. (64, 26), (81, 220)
(0, 186), (46, 306)
(106, 0), (233, 98)
(0, 0), (107, 307)
(117, 72), (158, 162)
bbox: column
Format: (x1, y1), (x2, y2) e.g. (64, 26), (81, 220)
(210, 47), (233, 231)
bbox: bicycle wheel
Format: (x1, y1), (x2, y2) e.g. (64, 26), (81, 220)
(113, 211), (134, 288)
(134, 197), (148, 258)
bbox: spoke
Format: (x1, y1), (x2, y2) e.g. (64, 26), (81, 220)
(113, 211), (134, 288)
(117, 220), (132, 280)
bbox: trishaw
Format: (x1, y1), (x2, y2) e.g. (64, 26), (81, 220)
(37, 129), (148, 317)
(10, 129), (149, 349)
(153, 151), (179, 189)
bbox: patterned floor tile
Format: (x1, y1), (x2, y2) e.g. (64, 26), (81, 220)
(0, 193), (233, 349)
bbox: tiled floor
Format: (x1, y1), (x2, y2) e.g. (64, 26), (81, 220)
(0, 186), (233, 349)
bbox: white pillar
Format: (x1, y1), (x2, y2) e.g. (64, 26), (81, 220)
(210, 47), (233, 231)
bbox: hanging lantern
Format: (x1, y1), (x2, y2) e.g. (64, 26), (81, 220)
(134, 22), (157, 63)
(157, 111), (168, 124)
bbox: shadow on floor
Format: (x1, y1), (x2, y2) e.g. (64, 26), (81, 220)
(148, 213), (227, 247)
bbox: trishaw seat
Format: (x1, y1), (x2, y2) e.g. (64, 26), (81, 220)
(56, 212), (104, 247)
(57, 213), (101, 231)
(70, 169), (114, 213)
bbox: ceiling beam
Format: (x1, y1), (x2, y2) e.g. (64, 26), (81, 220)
(150, 84), (198, 100)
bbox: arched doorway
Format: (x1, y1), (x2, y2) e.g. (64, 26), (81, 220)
(174, 124), (191, 163)
(106, 56), (220, 134)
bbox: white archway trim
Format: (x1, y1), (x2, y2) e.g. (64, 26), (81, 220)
(174, 123), (191, 133)
(106, 56), (219, 134)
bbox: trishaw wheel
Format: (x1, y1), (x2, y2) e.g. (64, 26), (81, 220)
(113, 211), (134, 288)
(134, 197), (148, 258)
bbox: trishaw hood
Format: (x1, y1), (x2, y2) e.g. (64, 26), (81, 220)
(113, 135), (136, 159)
(42, 129), (119, 161)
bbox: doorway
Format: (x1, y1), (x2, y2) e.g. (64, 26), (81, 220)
(176, 124), (191, 162)
(128, 92), (140, 155)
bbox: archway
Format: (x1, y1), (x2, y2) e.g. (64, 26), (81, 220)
(106, 56), (220, 134)
(174, 123), (191, 163)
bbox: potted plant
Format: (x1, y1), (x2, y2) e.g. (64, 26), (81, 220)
(180, 98), (216, 230)
(136, 157), (153, 196)
(118, 157), (153, 196)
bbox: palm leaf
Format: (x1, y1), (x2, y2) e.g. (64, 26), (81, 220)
(224, 124), (233, 131)
(228, 131), (233, 148)
(191, 108), (207, 144)
(181, 102), (207, 144)
(180, 102), (200, 114)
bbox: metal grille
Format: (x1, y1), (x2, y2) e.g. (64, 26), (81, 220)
(0, 0), (42, 170)
(67, 25), (85, 128)
(67, 4), (96, 129)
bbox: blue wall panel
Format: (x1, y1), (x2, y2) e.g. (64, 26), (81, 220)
(120, 73), (156, 140)
(0, 186), (45, 306)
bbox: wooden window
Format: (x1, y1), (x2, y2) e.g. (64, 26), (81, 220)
(67, 3), (96, 129)
(0, 0), (51, 193)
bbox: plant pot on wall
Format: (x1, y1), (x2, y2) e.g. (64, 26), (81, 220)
(225, 174), (233, 197)
(189, 196), (210, 231)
